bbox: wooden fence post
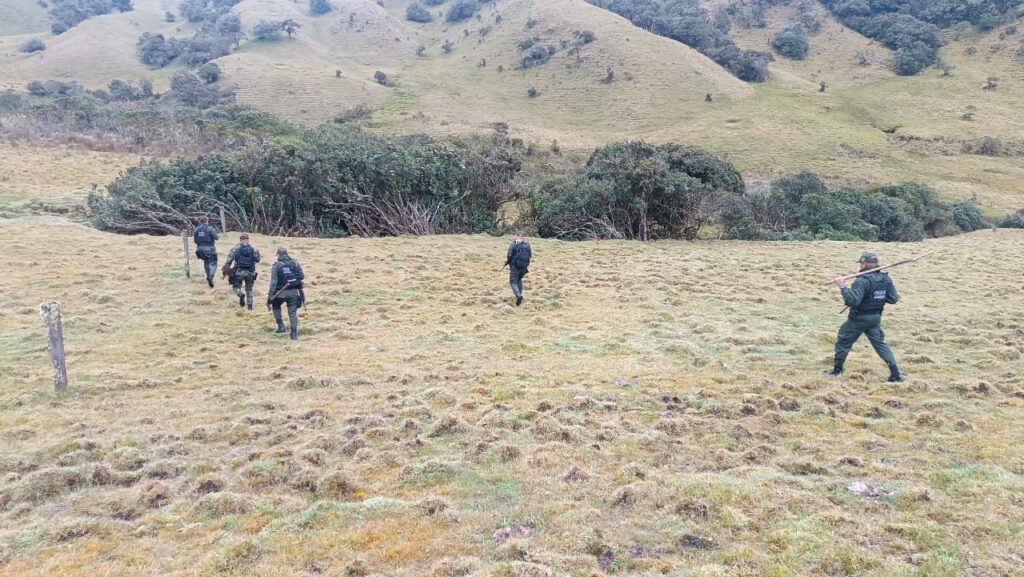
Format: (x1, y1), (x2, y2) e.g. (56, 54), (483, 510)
(219, 205), (227, 233)
(40, 302), (68, 392)
(182, 230), (191, 279)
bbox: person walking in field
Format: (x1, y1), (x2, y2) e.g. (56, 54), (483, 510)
(267, 248), (304, 340)
(504, 232), (532, 306)
(828, 252), (904, 382)
(224, 233), (261, 310)
(193, 216), (219, 288)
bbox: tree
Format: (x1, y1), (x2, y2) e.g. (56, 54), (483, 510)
(197, 62), (221, 84)
(772, 23), (810, 60)
(179, 0), (208, 23)
(252, 20), (283, 41)
(310, 0), (331, 15)
(168, 71), (225, 108)
(406, 3), (433, 23)
(977, 136), (1003, 156)
(446, 0), (478, 22)
(281, 19), (301, 39)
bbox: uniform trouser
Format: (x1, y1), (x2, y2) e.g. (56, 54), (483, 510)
(234, 270), (256, 305)
(198, 248), (217, 280)
(509, 266), (526, 299)
(272, 290), (301, 334)
(834, 313), (897, 369)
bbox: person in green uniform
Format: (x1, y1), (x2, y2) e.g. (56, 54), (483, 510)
(267, 248), (304, 340)
(829, 252), (903, 382)
(224, 234), (261, 310)
(193, 216), (219, 288)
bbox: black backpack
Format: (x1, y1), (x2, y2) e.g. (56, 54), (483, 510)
(513, 243), (532, 270)
(235, 245), (256, 270)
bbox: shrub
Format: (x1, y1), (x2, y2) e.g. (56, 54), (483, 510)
(406, 3), (433, 22)
(527, 86), (538, 98)
(519, 45), (556, 69)
(137, 33), (182, 68)
(252, 20), (284, 41)
(197, 62), (221, 84)
(168, 71), (230, 108)
(977, 136), (1003, 156)
(446, 0), (478, 22)
(89, 128), (524, 237)
(19, 39), (47, 53)
(951, 202), (989, 232)
(772, 23), (810, 60)
(999, 209), (1024, 228)
(374, 71), (393, 86)
(310, 0), (331, 15)
(530, 141), (743, 240)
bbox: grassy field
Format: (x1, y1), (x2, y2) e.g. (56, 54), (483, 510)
(1, 219), (1023, 576)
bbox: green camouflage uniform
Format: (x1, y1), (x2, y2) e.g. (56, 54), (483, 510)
(833, 254), (901, 379)
(267, 255), (304, 339)
(225, 243), (261, 306)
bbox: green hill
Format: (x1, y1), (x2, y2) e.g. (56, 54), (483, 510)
(0, 0), (1022, 214)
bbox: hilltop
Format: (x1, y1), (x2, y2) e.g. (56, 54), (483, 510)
(0, 0), (1022, 214)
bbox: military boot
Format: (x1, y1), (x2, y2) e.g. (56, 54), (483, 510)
(290, 329), (298, 341)
(238, 293), (245, 307)
(824, 366), (843, 377)
(276, 321), (286, 334)
(887, 364), (904, 383)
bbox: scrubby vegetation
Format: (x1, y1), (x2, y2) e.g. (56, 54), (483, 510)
(587, 0), (771, 82)
(88, 130), (525, 237)
(721, 172), (990, 241)
(48, 0), (133, 35)
(406, 3), (433, 23)
(0, 79), (266, 153)
(137, 0), (245, 69)
(818, 0), (1021, 75)
(18, 39), (47, 54)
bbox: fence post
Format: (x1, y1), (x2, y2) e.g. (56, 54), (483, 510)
(40, 302), (68, 392)
(219, 205), (227, 233)
(182, 230), (191, 279)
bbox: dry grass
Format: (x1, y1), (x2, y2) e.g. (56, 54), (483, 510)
(1, 213), (1022, 576)
(0, 142), (140, 214)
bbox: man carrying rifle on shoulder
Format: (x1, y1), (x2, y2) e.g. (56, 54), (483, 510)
(828, 252), (903, 382)
(267, 247), (305, 341)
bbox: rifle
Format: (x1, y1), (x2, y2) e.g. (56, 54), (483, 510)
(831, 251), (932, 313)
(826, 251), (933, 286)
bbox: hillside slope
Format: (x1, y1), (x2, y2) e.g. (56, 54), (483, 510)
(0, 0), (1022, 213)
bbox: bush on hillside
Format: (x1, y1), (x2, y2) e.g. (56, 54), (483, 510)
(310, 0), (331, 15)
(88, 129), (525, 237)
(406, 3), (433, 23)
(168, 71), (232, 109)
(587, 0), (771, 82)
(49, 0), (133, 35)
(447, 0), (479, 22)
(951, 202), (990, 232)
(772, 23), (810, 59)
(19, 39), (47, 54)
(197, 62), (221, 84)
(252, 20), (284, 41)
(529, 141), (744, 240)
(999, 209), (1024, 228)
(722, 174), (965, 242)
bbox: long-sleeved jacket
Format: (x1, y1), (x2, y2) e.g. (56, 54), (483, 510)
(225, 244), (261, 268)
(193, 223), (219, 247)
(268, 255), (304, 298)
(841, 272), (898, 316)
(506, 241), (532, 270)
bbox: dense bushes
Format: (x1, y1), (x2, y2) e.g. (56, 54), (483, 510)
(529, 141), (744, 240)
(19, 39), (47, 53)
(406, 3), (433, 23)
(588, 0), (770, 82)
(88, 129), (525, 237)
(772, 24), (809, 60)
(722, 172), (990, 241)
(138, 0), (243, 69)
(999, 209), (1024, 228)
(0, 79), (261, 153)
(447, 0), (479, 22)
(818, 0), (1019, 75)
(310, 0), (331, 15)
(49, 0), (133, 35)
